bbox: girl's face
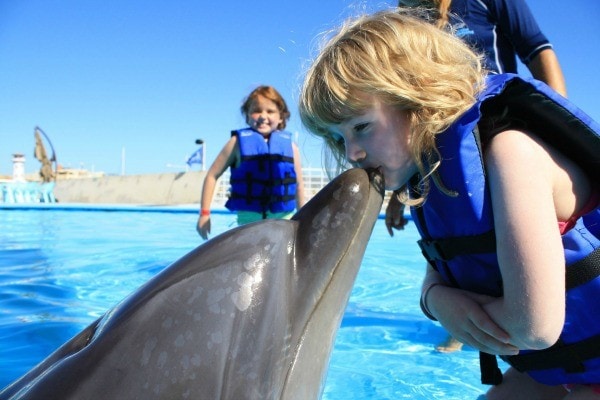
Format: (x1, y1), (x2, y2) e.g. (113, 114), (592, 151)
(327, 96), (417, 190)
(247, 95), (283, 137)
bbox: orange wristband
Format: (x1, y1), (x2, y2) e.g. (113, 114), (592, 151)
(201, 209), (210, 217)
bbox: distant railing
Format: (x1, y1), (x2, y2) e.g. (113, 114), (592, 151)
(214, 167), (395, 211)
(0, 182), (56, 204)
(213, 172), (230, 207)
(302, 167), (333, 199)
(213, 167), (333, 207)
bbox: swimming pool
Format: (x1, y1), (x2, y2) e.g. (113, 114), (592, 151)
(0, 206), (505, 398)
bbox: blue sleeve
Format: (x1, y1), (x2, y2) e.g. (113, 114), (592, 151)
(488, 0), (552, 64)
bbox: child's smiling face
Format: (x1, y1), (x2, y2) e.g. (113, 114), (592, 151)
(247, 95), (283, 137)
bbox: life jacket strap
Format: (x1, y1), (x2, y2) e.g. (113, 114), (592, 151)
(417, 229), (496, 262)
(480, 248), (600, 385)
(501, 333), (600, 375)
(480, 352), (503, 385)
(566, 247), (600, 289)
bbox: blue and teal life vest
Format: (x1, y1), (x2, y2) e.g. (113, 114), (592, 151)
(225, 128), (297, 216)
(410, 74), (600, 386)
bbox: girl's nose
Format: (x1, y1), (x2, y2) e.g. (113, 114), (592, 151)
(345, 142), (366, 167)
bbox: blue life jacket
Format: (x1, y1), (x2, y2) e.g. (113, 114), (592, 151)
(410, 74), (600, 386)
(225, 128), (297, 216)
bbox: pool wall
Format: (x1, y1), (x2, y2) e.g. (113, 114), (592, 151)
(53, 171), (205, 205)
(12, 169), (397, 215)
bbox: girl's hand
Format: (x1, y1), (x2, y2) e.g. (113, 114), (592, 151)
(428, 285), (519, 355)
(197, 215), (211, 240)
(385, 191), (408, 236)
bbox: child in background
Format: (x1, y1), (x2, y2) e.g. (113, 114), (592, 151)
(197, 85), (305, 240)
(299, 9), (599, 399)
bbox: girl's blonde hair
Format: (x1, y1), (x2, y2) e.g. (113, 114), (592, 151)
(299, 8), (485, 204)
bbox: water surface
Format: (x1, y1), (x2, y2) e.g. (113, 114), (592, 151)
(0, 208), (503, 398)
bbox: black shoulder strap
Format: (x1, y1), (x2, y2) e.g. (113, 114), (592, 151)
(480, 79), (600, 182)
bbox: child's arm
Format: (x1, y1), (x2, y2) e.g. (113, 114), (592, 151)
(425, 128), (579, 353)
(197, 137), (239, 240)
(423, 264), (519, 355)
(482, 129), (566, 349)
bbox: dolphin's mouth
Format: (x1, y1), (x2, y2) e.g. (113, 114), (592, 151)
(364, 166), (383, 179)
(364, 167), (385, 193)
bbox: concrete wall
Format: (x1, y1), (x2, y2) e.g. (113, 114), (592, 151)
(54, 171), (206, 205)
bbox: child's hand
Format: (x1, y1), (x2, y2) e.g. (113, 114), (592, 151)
(384, 192), (408, 236)
(197, 215), (211, 240)
(428, 286), (519, 355)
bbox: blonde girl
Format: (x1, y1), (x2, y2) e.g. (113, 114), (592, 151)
(300, 9), (600, 399)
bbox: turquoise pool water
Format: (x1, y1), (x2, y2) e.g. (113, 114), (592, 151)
(0, 207), (503, 398)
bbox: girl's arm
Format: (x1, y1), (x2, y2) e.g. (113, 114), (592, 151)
(197, 137), (238, 239)
(482, 129), (568, 349)
(425, 128), (587, 353)
(423, 264), (518, 355)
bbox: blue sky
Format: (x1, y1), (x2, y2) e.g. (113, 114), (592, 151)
(1, 0), (599, 176)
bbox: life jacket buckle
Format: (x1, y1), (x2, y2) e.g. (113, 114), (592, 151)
(418, 238), (448, 262)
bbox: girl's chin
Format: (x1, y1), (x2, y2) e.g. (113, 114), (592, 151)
(383, 176), (408, 192)
(381, 167), (415, 191)
(255, 128), (272, 135)
(383, 179), (398, 191)
(380, 172), (400, 191)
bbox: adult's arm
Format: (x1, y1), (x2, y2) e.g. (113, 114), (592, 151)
(494, 0), (566, 97)
(385, 189), (408, 236)
(292, 143), (306, 210)
(527, 48), (567, 96)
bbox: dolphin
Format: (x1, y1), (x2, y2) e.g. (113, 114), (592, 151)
(0, 168), (384, 400)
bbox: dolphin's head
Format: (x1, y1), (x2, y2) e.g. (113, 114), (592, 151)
(1, 168), (384, 400)
(284, 168), (384, 398)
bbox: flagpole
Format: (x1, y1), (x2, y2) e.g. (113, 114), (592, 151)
(195, 139), (205, 171)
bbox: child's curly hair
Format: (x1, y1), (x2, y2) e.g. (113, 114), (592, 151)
(299, 8), (485, 204)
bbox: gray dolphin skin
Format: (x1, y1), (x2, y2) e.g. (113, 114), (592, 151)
(0, 168), (384, 400)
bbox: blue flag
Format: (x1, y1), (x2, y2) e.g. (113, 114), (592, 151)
(186, 146), (203, 166)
